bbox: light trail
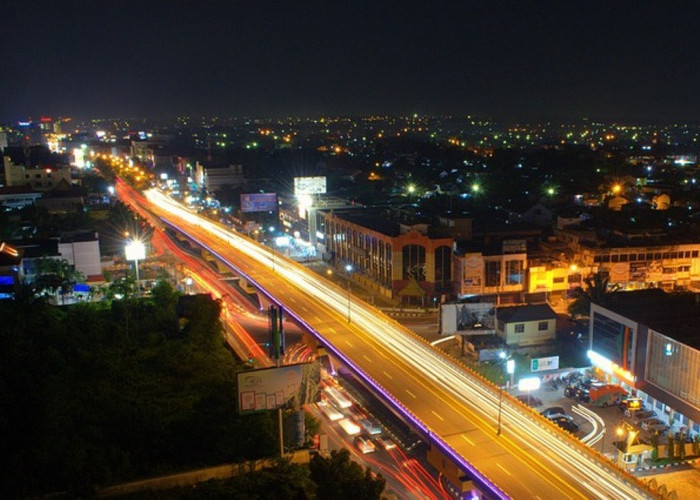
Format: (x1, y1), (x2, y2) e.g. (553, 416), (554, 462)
(141, 186), (653, 499)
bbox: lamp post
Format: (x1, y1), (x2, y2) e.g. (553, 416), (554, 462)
(124, 240), (145, 297)
(345, 264), (353, 323)
(497, 351), (514, 436)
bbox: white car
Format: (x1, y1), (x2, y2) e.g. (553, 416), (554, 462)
(355, 435), (376, 454)
(641, 418), (668, 432)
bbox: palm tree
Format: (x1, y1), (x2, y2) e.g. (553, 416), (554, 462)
(34, 257), (86, 305)
(568, 272), (620, 319)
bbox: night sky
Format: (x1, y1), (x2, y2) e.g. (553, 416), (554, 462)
(3, 1), (700, 123)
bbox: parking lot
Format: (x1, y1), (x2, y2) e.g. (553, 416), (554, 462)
(512, 371), (691, 460)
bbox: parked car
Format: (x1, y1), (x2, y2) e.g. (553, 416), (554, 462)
(574, 388), (590, 403)
(641, 418), (668, 432)
(540, 407), (566, 419)
(551, 415), (580, 433)
(515, 394), (543, 407)
(620, 397), (644, 413)
(564, 385), (577, 398)
(626, 408), (654, 419)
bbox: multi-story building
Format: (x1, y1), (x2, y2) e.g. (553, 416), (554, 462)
(323, 208), (453, 304)
(3, 156), (72, 190)
(588, 289), (700, 433)
(455, 239), (528, 305)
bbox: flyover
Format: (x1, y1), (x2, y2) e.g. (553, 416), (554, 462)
(120, 181), (654, 499)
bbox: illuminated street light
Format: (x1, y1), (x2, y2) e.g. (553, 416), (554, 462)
(345, 264), (353, 323)
(407, 184), (416, 194)
(124, 239), (145, 296)
(471, 182), (481, 193)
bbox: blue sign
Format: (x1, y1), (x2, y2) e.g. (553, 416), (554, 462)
(241, 193), (277, 213)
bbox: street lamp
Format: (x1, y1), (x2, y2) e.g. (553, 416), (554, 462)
(345, 264), (353, 323)
(497, 351), (514, 436)
(124, 239), (145, 296)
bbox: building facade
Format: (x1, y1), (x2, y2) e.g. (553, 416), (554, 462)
(323, 208), (453, 303)
(588, 290), (700, 433)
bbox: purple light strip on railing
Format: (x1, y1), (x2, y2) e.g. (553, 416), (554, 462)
(161, 218), (509, 499)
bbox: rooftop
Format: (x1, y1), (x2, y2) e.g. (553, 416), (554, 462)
(598, 289), (700, 348)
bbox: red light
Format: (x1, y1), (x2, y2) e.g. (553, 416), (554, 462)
(40, 116), (52, 123)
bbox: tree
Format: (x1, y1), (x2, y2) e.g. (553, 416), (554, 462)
(310, 448), (385, 500)
(568, 272), (620, 319)
(33, 257), (86, 305)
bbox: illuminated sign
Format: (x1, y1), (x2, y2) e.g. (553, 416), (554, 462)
(294, 176), (327, 195)
(587, 350), (636, 383)
(518, 377), (541, 392)
(240, 193), (277, 213)
(530, 356), (559, 372)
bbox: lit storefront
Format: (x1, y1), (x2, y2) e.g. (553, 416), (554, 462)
(588, 290), (700, 434)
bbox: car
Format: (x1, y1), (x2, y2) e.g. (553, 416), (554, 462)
(358, 417), (382, 435)
(354, 435), (376, 454)
(620, 397), (643, 412)
(551, 415), (580, 433)
(540, 407), (566, 419)
(641, 418), (668, 432)
(515, 394), (543, 407)
(375, 437), (397, 450)
(628, 409), (655, 420)
(574, 388), (590, 403)
(564, 385), (577, 398)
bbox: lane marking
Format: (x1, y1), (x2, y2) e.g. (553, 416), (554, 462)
(314, 315), (323, 322)
(461, 434), (475, 446)
(431, 410), (445, 422)
(405, 389), (417, 399)
(496, 463), (512, 476)
(345, 340), (353, 347)
(382, 370), (394, 380)
(363, 355), (372, 362)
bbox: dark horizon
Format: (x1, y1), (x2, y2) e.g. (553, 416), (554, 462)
(3, 1), (700, 124)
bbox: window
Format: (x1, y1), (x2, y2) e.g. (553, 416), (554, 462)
(538, 321), (548, 331)
(693, 251), (699, 258)
(514, 323), (525, 333)
(553, 277), (564, 284)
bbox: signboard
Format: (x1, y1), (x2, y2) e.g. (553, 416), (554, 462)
(439, 302), (495, 335)
(294, 176), (327, 195)
(530, 356), (559, 372)
(236, 362), (320, 414)
(240, 193), (277, 213)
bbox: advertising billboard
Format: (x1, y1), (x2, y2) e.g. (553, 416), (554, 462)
(294, 176), (327, 195)
(236, 362), (320, 414)
(240, 193), (277, 213)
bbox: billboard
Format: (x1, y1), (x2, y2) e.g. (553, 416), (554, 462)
(440, 302), (495, 335)
(294, 176), (327, 195)
(241, 193), (277, 213)
(530, 356), (559, 372)
(237, 362), (320, 414)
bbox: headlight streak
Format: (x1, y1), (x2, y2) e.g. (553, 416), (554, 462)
(144, 188), (651, 500)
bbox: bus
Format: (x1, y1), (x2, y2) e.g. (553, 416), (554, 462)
(318, 400), (343, 422)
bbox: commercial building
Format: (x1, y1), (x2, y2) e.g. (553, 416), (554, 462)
(3, 156), (72, 190)
(323, 208), (454, 304)
(588, 289), (700, 433)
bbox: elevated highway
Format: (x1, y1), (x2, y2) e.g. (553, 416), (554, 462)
(119, 180), (654, 499)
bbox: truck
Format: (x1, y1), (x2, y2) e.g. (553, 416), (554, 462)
(588, 384), (628, 407)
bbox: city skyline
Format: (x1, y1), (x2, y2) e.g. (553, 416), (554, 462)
(3, 1), (700, 123)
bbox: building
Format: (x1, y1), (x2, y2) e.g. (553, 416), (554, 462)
(495, 303), (557, 346)
(58, 232), (102, 279)
(194, 162), (245, 193)
(455, 239), (528, 304)
(36, 179), (85, 214)
(3, 156), (72, 190)
(323, 208), (453, 303)
(0, 242), (22, 299)
(588, 289), (700, 433)
(0, 185), (42, 209)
